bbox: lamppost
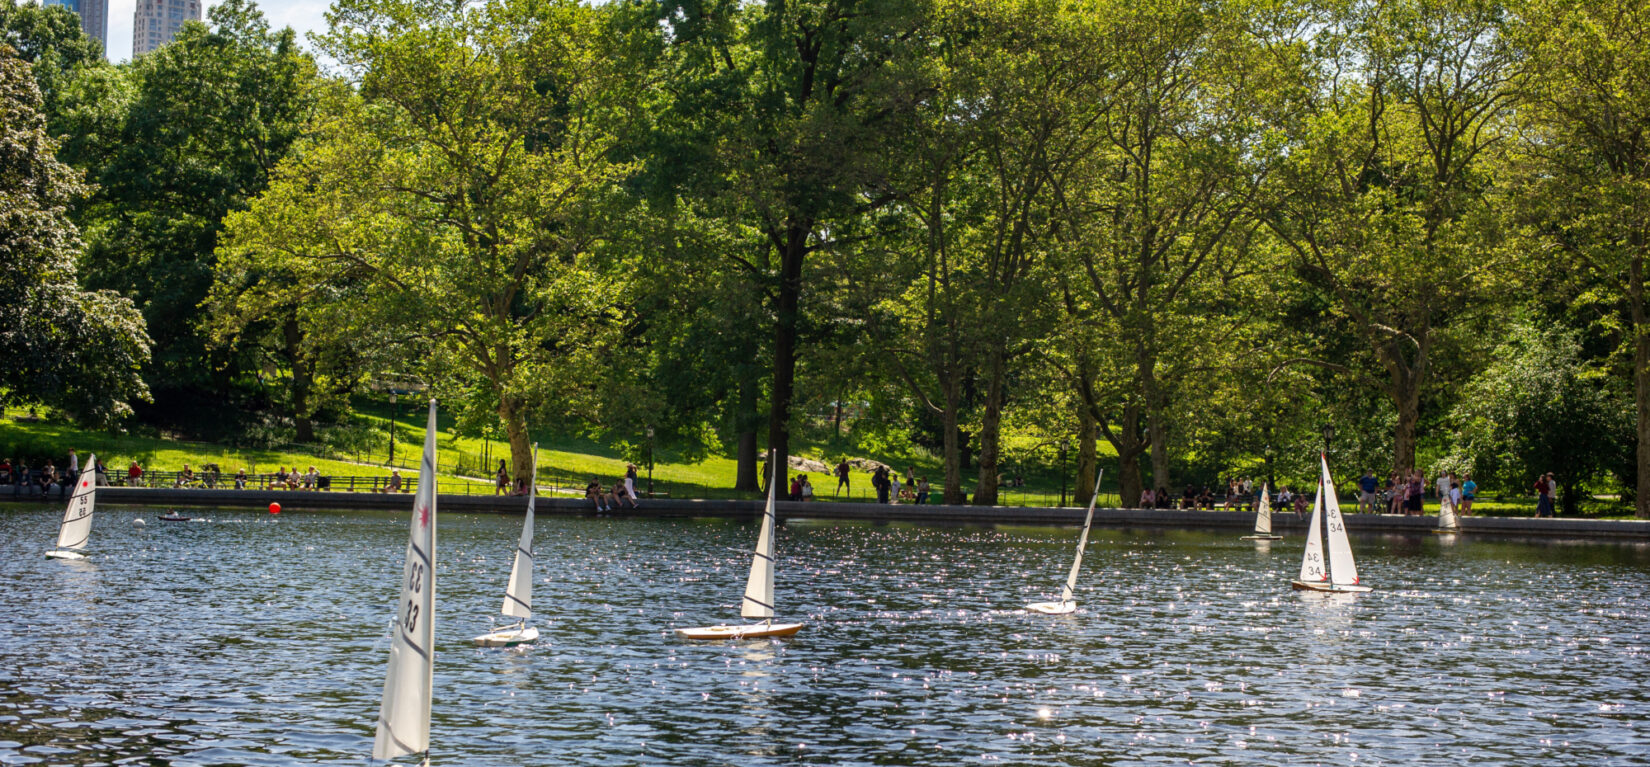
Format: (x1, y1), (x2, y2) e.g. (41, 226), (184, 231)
(645, 426), (655, 496)
(388, 391), (398, 466)
(1321, 422), (1336, 455)
(1060, 439), (1070, 508)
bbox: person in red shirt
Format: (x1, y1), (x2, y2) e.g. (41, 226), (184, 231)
(127, 461), (143, 486)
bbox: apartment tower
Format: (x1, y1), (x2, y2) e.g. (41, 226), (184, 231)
(132, 0), (201, 57)
(44, 0), (107, 55)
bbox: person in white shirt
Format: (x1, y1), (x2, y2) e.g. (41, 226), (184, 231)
(1435, 472), (1453, 505)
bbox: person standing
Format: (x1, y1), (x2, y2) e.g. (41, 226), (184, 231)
(1358, 470), (1378, 513)
(788, 474), (803, 501)
(1435, 471), (1453, 512)
(494, 459), (509, 496)
(1461, 473), (1477, 516)
(1535, 473), (1555, 517)
(1407, 471), (1425, 516)
(760, 455), (771, 493)
(872, 466), (890, 504)
(66, 449), (79, 486)
(889, 471), (903, 505)
(801, 476), (814, 502)
(835, 459), (850, 497)
(625, 463), (640, 505)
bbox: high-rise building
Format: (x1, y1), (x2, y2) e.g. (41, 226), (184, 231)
(131, 0), (201, 57)
(43, 0), (108, 55)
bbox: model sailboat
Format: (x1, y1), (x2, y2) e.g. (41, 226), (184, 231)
(373, 401), (438, 765)
(45, 454), (97, 560)
(474, 445), (540, 647)
(1241, 483), (1282, 540)
(1026, 470), (1105, 614)
(677, 452), (803, 640)
(1290, 455), (1371, 593)
(1434, 493), (1462, 534)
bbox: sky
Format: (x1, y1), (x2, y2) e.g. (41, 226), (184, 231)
(99, 0), (332, 62)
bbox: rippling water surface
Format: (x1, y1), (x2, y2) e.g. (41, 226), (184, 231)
(1, 506), (1647, 765)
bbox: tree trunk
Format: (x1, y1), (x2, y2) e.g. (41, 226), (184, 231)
(1392, 368), (1422, 473)
(766, 221), (809, 488)
(1147, 405), (1170, 492)
(499, 393), (533, 487)
(973, 351), (1005, 506)
(735, 376), (760, 492)
(1076, 404), (1098, 506)
(941, 373), (966, 504)
(282, 316), (314, 443)
(1634, 246), (1650, 519)
(1118, 448), (1144, 510)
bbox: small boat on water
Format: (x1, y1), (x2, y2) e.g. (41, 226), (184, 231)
(474, 445), (541, 648)
(677, 452), (803, 640)
(1434, 495), (1462, 534)
(1291, 455), (1372, 594)
(1025, 470), (1105, 615)
(46, 453), (97, 560)
(159, 512), (193, 523)
(374, 400), (439, 765)
(1241, 483), (1282, 541)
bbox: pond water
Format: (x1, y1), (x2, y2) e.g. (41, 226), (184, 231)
(1, 505), (1647, 765)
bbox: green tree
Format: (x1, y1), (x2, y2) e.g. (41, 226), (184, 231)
(1263, 0), (1515, 472)
(220, 0), (634, 484)
(0, 0), (104, 134)
(632, 0), (936, 481)
(1510, 0), (1650, 517)
(0, 47), (149, 423)
(82, 0), (317, 420)
(1451, 324), (1629, 515)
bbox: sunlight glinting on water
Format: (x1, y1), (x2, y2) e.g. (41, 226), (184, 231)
(0, 508), (1646, 765)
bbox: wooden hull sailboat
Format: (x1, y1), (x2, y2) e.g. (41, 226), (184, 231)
(678, 451), (803, 641)
(373, 401), (439, 765)
(475, 444), (542, 648)
(46, 454), (97, 560)
(1290, 455), (1373, 594)
(1240, 483), (1283, 540)
(1026, 471), (1105, 615)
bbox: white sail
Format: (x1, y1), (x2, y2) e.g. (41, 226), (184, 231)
(55, 453), (97, 551)
(374, 400), (438, 762)
(1298, 478), (1328, 584)
(1320, 456), (1361, 587)
(1253, 483), (1273, 535)
(502, 445), (537, 620)
(1059, 470), (1105, 603)
(741, 454), (779, 620)
(1437, 495), (1460, 532)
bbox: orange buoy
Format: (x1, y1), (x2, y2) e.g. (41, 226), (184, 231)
(269, 502), (281, 514)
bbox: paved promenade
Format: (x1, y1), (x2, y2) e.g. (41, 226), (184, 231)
(7, 486), (1649, 540)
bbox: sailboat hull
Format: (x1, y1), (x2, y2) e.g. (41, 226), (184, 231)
(1025, 601), (1077, 615)
(44, 549), (85, 560)
(1241, 534), (1283, 541)
(473, 625), (539, 647)
(1290, 579), (1372, 593)
(676, 622), (803, 640)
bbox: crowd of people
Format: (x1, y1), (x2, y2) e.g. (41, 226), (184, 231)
(0, 444), (1575, 517)
(584, 463), (643, 512)
(0, 450), (101, 497)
